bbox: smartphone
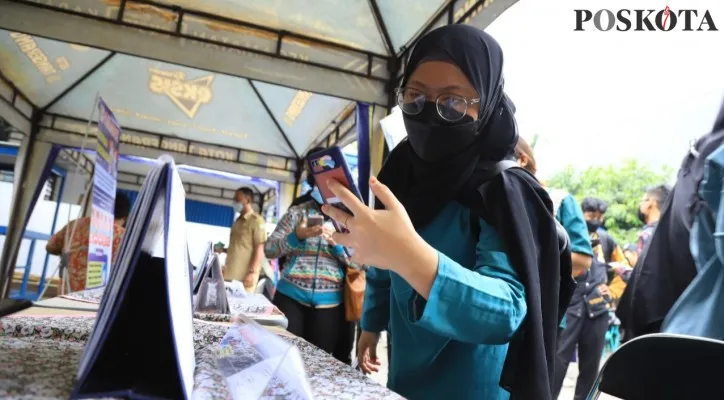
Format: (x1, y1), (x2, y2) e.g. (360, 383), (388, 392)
(306, 146), (362, 235)
(307, 215), (324, 227)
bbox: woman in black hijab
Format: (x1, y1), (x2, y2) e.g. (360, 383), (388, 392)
(321, 25), (572, 399)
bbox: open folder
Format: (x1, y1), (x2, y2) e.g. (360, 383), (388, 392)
(71, 156), (195, 399)
(192, 242), (214, 295)
(193, 244), (230, 314)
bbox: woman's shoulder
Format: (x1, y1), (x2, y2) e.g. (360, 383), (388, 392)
(448, 202), (502, 243)
(71, 217), (92, 232)
(288, 200), (317, 214)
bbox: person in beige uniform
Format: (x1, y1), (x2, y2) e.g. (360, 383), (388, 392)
(225, 187), (266, 292)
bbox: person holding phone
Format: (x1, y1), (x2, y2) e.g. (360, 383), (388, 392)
(264, 173), (355, 362)
(320, 25), (572, 400)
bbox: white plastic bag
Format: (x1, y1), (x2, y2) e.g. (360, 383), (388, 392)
(216, 317), (314, 399)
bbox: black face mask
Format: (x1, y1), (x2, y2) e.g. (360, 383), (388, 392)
(403, 102), (481, 162)
(586, 219), (602, 233)
(637, 209), (647, 224)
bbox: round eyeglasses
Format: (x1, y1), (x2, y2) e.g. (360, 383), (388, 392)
(396, 87), (481, 122)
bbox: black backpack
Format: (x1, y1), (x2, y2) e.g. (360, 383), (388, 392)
(617, 102), (724, 337)
(469, 160), (572, 260)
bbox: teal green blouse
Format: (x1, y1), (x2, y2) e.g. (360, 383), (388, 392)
(361, 202), (527, 400)
(557, 194), (593, 257)
(555, 194), (593, 329)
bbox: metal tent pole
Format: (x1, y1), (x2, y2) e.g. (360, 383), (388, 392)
(0, 114), (58, 315)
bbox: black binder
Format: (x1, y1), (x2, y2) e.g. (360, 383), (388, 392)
(71, 157), (195, 399)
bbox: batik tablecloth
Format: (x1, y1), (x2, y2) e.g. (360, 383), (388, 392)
(0, 315), (400, 399)
(63, 289), (288, 327)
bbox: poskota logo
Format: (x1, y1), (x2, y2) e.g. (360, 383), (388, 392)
(575, 6), (718, 31)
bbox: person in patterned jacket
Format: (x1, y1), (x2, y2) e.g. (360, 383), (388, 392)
(46, 192), (130, 293)
(264, 177), (355, 362)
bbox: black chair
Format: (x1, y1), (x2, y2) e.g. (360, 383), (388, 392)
(587, 333), (724, 399)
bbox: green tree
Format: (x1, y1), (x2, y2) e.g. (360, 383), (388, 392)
(547, 160), (673, 244)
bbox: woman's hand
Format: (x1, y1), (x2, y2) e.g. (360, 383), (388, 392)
(321, 225), (337, 246)
(357, 331), (382, 374)
(322, 177), (439, 299)
(295, 217), (324, 240)
(321, 177), (424, 269)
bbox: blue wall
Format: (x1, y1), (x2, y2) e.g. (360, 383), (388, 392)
(118, 189), (234, 228)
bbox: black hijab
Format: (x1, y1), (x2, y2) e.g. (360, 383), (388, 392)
(376, 25), (573, 400)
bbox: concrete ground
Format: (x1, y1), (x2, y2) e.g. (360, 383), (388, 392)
(366, 333), (619, 399)
(558, 359), (620, 400)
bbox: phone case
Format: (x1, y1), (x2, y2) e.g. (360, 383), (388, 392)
(305, 147), (362, 234)
(307, 215), (324, 227)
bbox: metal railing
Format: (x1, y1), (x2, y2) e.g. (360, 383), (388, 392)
(0, 226), (52, 301)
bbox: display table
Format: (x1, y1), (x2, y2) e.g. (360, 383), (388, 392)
(0, 298), (400, 399)
(194, 293), (289, 329)
(61, 288), (289, 328)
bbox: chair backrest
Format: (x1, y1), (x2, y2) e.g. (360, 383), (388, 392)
(591, 333), (724, 400)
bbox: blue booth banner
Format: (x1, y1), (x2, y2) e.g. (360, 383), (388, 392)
(87, 98), (120, 289)
(356, 103), (370, 205)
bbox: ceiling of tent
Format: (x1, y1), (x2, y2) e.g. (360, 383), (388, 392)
(115, 155), (277, 207)
(52, 150), (277, 207)
(0, 0), (518, 183)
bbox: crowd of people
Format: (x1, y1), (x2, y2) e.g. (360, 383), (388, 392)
(272, 23), (718, 400)
(43, 21), (724, 400)
(515, 136), (671, 399)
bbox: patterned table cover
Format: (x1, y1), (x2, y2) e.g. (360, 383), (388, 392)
(0, 315), (401, 399)
(62, 289), (287, 326)
(60, 287), (106, 305)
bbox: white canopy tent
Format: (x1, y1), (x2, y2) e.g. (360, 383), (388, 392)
(0, 0), (517, 304)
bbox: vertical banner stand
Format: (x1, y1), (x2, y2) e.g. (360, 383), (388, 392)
(86, 98), (121, 289)
(60, 94), (100, 295)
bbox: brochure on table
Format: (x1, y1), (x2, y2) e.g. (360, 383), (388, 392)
(217, 317), (314, 399)
(86, 98), (120, 289)
(71, 156), (195, 399)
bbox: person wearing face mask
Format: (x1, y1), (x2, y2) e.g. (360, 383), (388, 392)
(319, 25), (574, 400)
(279, 146), (357, 365)
(545, 196), (629, 399)
(636, 184), (671, 255)
(264, 167), (356, 362)
(581, 198), (631, 300)
(224, 187), (267, 292)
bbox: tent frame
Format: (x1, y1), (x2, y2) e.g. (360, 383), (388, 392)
(0, 0), (515, 304)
